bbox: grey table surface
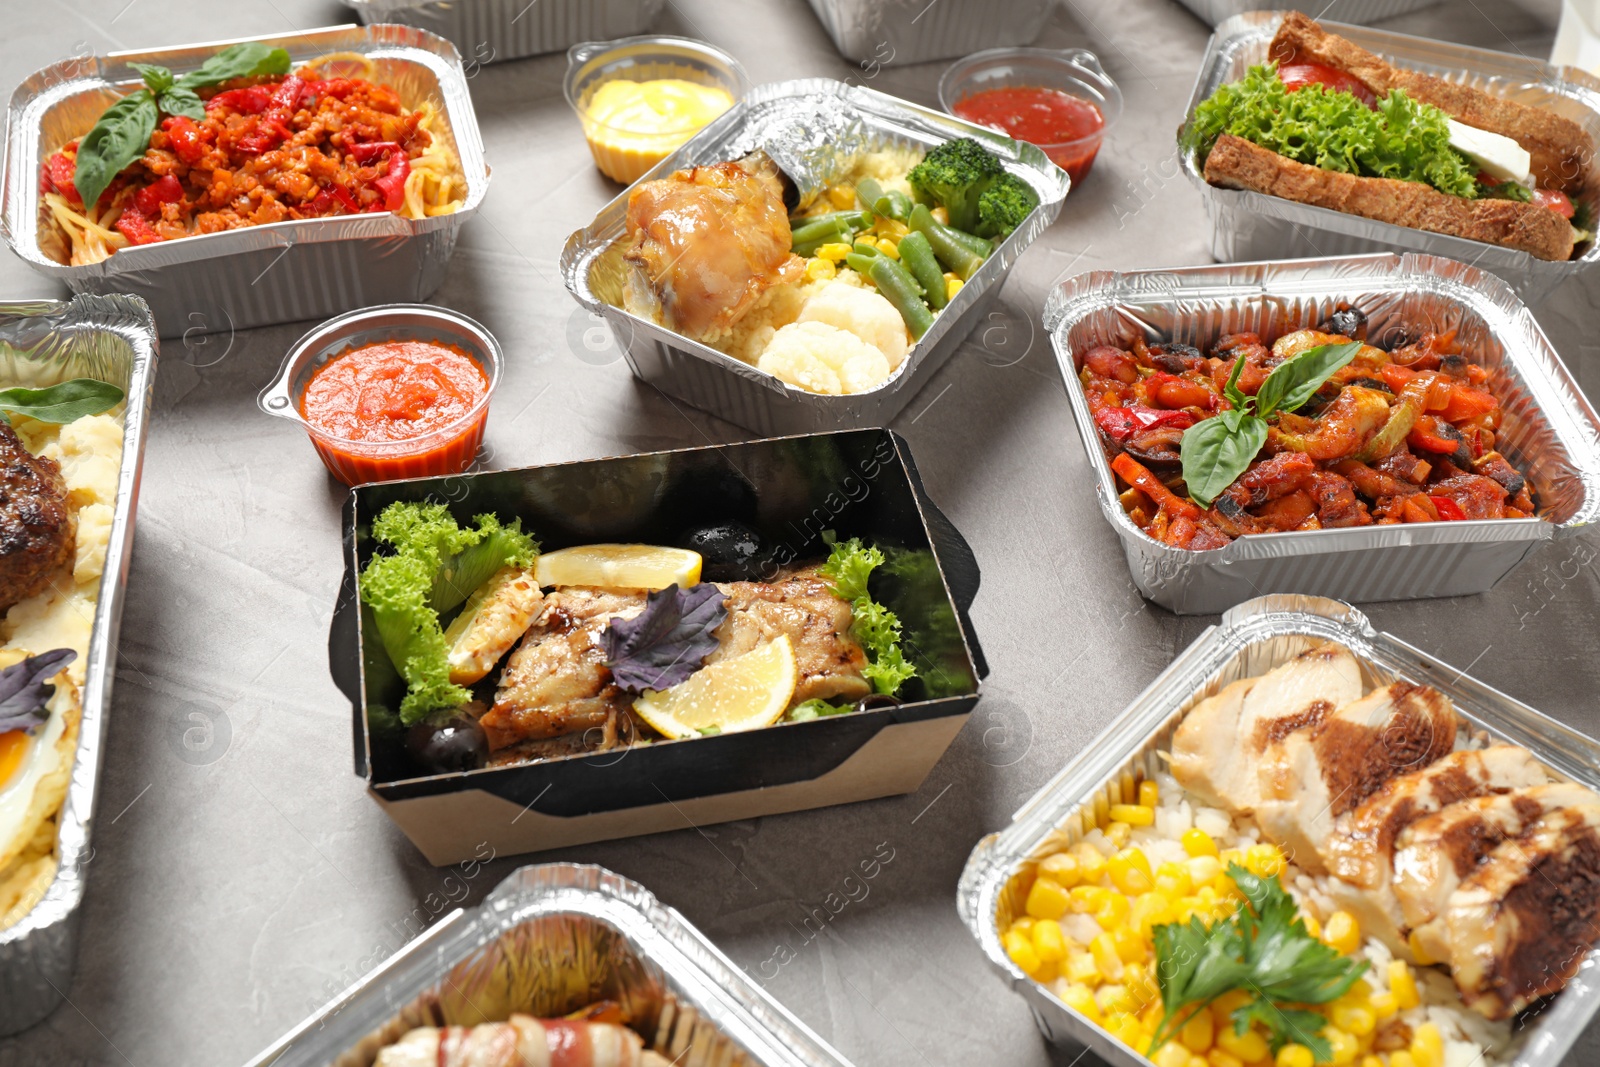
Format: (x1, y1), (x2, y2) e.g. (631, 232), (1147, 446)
(4, 0), (1600, 1065)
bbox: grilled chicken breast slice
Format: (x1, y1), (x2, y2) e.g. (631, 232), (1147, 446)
(712, 569), (871, 705)
(1446, 804), (1600, 1020)
(1170, 642), (1363, 814)
(1254, 681), (1456, 873)
(1397, 781), (1600, 962)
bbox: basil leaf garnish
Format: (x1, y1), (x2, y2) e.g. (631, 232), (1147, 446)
(128, 61), (174, 95)
(70, 92), (158, 209)
(157, 87), (205, 122)
(1181, 413), (1268, 509)
(1257, 341), (1362, 417)
(0, 379), (125, 424)
(174, 43), (292, 90)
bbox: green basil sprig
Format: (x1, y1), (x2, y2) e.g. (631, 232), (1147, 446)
(70, 43), (292, 210)
(1180, 341), (1362, 508)
(0, 379), (125, 424)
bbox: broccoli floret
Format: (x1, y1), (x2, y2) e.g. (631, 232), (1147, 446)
(975, 173), (1039, 239)
(906, 137), (1006, 233)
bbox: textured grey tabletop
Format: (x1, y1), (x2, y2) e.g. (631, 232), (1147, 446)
(3, 1), (1599, 1065)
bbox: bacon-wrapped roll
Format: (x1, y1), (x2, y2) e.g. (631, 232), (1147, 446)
(375, 1013), (660, 1067)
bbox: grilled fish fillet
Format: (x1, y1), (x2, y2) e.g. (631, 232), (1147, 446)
(1254, 681), (1456, 873)
(1169, 642), (1363, 815)
(711, 571), (871, 705)
(1445, 804), (1600, 1019)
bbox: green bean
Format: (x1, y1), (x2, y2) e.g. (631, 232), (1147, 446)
(943, 225), (993, 258)
(897, 230), (948, 310)
(879, 189), (914, 222)
(850, 239), (881, 258)
(855, 177), (886, 214)
(790, 211), (870, 248)
(845, 252), (879, 276)
(863, 255), (934, 339)
(909, 204), (985, 280)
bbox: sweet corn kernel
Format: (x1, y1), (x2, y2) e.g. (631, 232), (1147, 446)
(1038, 852), (1082, 888)
(1066, 950), (1101, 985)
(1110, 849), (1155, 894)
(939, 276), (961, 302)
(1407, 930), (1436, 966)
(1009, 916), (1035, 936)
(1032, 918), (1067, 962)
(1331, 1004), (1375, 1038)
(1070, 885), (1107, 913)
(930, 205), (950, 225)
(1244, 844), (1286, 878)
(1107, 1012), (1145, 1049)
(1091, 933), (1124, 980)
(1411, 1023), (1444, 1067)
(1347, 979), (1373, 1000)
(1026, 877), (1072, 921)
(1139, 780), (1159, 807)
(1111, 804), (1156, 827)
(1096, 982), (1134, 1015)
(1033, 960), (1059, 984)
(1219, 848), (1246, 871)
(1142, 997), (1166, 1029)
(1389, 960), (1420, 1010)
(1391, 1053), (1417, 1067)
(1187, 854), (1223, 884)
(1325, 1026), (1359, 1066)
(1360, 1057), (1383, 1067)
(1215, 1026), (1268, 1062)
(1003, 931), (1042, 976)
(1107, 820), (1133, 848)
(1132, 892), (1173, 937)
(1370, 992), (1398, 1019)
(1324, 911), (1361, 955)
(1183, 828), (1219, 857)
(1300, 913), (1323, 940)
(1211, 991), (1252, 1019)
(803, 257), (837, 281)
(1061, 982), (1101, 1023)
(1189, 1056), (1210, 1067)
(1155, 862), (1193, 898)
(1208, 1051), (1245, 1067)
(872, 218), (908, 239)
(827, 185), (855, 209)
(814, 242), (853, 262)
(1180, 1008), (1215, 1053)
(1112, 925), (1147, 964)
(1275, 1045), (1314, 1067)
(875, 237), (900, 259)
(1096, 892), (1132, 929)
(1155, 1042), (1193, 1067)
(1124, 961), (1159, 1008)
(1073, 843), (1108, 883)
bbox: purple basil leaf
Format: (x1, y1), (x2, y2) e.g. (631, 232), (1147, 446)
(604, 583), (727, 692)
(0, 648), (76, 734)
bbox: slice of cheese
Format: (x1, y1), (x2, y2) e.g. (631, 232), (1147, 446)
(1447, 119), (1531, 184)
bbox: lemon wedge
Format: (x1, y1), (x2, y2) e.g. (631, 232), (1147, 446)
(633, 635), (797, 740)
(535, 544), (701, 590)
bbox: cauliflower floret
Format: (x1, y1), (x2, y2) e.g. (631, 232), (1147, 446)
(797, 281), (910, 370)
(758, 321), (891, 395)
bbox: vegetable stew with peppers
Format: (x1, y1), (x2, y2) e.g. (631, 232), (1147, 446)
(1078, 306), (1539, 550)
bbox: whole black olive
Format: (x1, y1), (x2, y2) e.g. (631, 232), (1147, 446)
(1318, 305), (1368, 340)
(405, 710), (488, 775)
(679, 521), (766, 581)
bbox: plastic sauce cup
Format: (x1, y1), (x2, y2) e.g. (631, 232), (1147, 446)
(938, 47), (1122, 185)
(259, 304), (503, 486)
(565, 35), (749, 185)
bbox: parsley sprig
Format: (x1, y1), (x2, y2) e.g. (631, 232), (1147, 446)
(1149, 865), (1368, 1062)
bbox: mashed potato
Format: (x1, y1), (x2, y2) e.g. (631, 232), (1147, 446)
(0, 407), (124, 929)
(797, 282), (909, 370)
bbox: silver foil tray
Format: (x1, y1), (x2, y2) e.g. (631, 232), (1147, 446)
(1175, 0), (1441, 26)
(1, 24), (489, 337)
(560, 78), (1070, 437)
(803, 0), (1052, 67)
(338, 0), (666, 64)
(957, 594), (1600, 1067)
(1044, 252), (1600, 614)
(246, 863), (856, 1067)
(1181, 13), (1600, 305)
(0, 294), (155, 1035)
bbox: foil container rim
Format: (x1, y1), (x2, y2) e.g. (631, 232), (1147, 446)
(1178, 12), (1600, 281)
(558, 76), (1069, 411)
(0, 293), (154, 945)
(1, 23), (489, 279)
(1040, 252), (1600, 567)
(956, 593), (1600, 1067)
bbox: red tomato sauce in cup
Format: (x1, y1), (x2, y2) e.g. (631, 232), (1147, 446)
(952, 86), (1105, 183)
(302, 340), (489, 483)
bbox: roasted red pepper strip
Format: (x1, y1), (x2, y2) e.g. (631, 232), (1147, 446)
(270, 75), (307, 113)
(1093, 405), (1196, 442)
(133, 173), (184, 217)
(161, 115), (207, 166)
(207, 85), (273, 114)
(331, 185), (362, 214)
(349, 140), (402, 164)
(1440, 385), (1498, 423)
(1430, 495), (1467, 521)
(114, 204), (162, 246)
(371, 149), (409, 212)
(1111, 453), (1201, 520)
(42, 151), (82, 206)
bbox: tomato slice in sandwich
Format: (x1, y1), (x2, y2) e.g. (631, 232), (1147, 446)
(1533, 188), (1575, 219)
(1278, 63), (1378, 109)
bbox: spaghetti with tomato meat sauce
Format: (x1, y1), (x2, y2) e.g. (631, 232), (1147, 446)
(1082, 309), (1539, 550)
(39, 54), (463, 266)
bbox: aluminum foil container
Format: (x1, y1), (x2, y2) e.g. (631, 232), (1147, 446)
(804, 0), (1051, 67)
(339, 0), (666, 64)
(1175, 0), (1440, 26)
(1182, 13), (1600, 305)
(246, 862), (856, 1067)
(0, 294), (154, 1035)
(958, 594), (1600, 1067)
(1046, 252), (1600, 615)
(1, 25), (489, 338)
(561, 78), (1070, 437)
